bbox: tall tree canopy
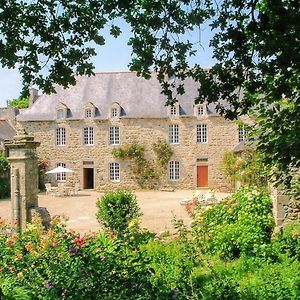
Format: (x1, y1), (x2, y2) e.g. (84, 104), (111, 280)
(0, 0), (299, 189)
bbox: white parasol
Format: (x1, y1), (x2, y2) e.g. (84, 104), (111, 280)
(46, 166), (75, 174)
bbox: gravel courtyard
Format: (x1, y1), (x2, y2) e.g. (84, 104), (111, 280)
(0, 190), (230, 233)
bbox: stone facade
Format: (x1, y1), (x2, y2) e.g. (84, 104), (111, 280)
(17, 72), (247, 191)
(20, 115), (243, 191)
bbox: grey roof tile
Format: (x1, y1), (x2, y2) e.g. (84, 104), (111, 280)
(17, 72), (220, 121)
(0, 120), (16, 141)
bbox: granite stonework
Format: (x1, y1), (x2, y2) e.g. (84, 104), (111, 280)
(16, 72), (249, 192)
(5, 127), (50, 231)
(19, 115), (244, 192)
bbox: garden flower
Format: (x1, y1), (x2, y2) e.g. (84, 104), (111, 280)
(17, 272), (23, 278)
(52, 240), (59, 247)
(6, 238), (15, 248)
(44, 281), (53, 290)
(69, 246), (78, 256)
(25, 242), (33, 252)
(8, 267), (14, 272)
(292, 230), (299, 240)
(108, 231), (116, 239)
(15, 252), (23, 261)
(72, 236), (86, 248)
(3, 229), (12, 235)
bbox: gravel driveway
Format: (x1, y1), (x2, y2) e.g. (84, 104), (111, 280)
(0, 190), (230, 234)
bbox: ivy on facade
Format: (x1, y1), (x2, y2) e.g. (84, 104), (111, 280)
(112, 139), (173, 189)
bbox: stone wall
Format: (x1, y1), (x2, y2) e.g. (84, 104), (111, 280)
(20, 115), (244, 191)
(272, 187), (300, 226)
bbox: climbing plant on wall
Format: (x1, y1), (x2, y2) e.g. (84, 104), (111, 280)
(112, 139), (173, 189)
(112, 141), (158, 189)
(152, 139), (173, 175)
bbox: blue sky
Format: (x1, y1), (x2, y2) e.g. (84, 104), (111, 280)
(0, 22), (215, 108)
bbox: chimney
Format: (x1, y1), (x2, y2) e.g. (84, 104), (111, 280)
(29, 88), (39, 107)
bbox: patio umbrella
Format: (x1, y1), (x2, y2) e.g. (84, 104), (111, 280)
(46, 166), (75, 174)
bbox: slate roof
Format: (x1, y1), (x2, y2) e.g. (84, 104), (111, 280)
(0, 120), (16, 141)
(17, 72), (221, 121)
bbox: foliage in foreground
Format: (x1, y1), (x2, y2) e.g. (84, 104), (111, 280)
(192, 187), (274, 259)
(2, 187), (300, 299)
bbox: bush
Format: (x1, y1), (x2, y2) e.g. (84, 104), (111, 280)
(192, 186), (275, 259)
(273, 222), (300, 260)
(142, 239), (196, 298)
(0, 215), (199, 300)
(96, 190), (141, 234)
(0, 178), (10, 199)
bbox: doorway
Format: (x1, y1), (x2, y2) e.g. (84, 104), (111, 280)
(83, 168), (94, 189)
(197, 165), (208, 188)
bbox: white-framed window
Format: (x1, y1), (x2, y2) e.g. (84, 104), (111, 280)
(109, 162), (120, 182)
(170, 106), (177, 116)
(83, 127), (94, 145)
(57, 109), (64, 120)
(169, 124), (179, 144)
(85, 108), (92, 118)
(194, 104), (207, 116)
(109, 127), (120, 145)
(169, 161), (180, 181)
(56, 127), (66, 146)
(238, 125), (248, 142)
(111, 108), (118, 118)
(56, 162), (66, 182)
(197, 124), (208, 143)
(198, 106), (204, 116)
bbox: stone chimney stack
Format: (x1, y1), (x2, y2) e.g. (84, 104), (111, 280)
(29, 88), (39, 107)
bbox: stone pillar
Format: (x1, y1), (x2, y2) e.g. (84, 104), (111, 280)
(271, 187), (292, 226)
(5, 126), (41, 231)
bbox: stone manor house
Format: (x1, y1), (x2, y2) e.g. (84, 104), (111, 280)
(17, 72), (248, 191)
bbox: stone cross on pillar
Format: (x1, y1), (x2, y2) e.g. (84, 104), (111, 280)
(5, 125), (43, 231)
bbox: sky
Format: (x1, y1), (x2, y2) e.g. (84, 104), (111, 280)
(0, 21), (216, 108)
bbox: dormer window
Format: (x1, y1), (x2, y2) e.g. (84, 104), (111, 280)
(85, 108), (92, 118)
(57, 109), (64, 120)
(194, 104), (207, 117)
(111, 108), (118, 118)
(168, 103), (180, 117)
(198, 106), (204, 116)
(84, 102), (96, 119)
(110, 102), (122, 119)
(56, 102), (68, 120)
(170, 106), (177, 116)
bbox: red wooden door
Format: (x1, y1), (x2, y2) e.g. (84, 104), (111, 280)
(197, 165), (208, 187)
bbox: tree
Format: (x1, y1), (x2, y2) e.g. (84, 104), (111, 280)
(0, 0), (299, 189)
(7, 97), (29, 109)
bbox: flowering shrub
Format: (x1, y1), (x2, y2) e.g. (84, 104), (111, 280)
(183, 190), (216, 215)
(191, 187), (275, 259)
(0, 215), (198, 299)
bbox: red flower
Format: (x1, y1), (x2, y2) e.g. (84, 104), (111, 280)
(52, 240), (59, 247)
(72, 236), (86, 249)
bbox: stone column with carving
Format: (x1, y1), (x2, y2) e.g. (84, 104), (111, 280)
(5, 126), (48, 231)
